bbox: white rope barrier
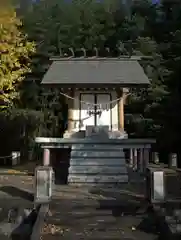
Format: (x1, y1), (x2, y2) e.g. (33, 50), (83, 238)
(59, 91), (130, 106)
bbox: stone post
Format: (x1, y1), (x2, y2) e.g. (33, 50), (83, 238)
(152, 152), (159, 164)
(43, 148), (50, 166)
(168, 153), (177, 168)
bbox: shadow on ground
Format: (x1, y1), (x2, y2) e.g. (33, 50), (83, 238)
(0, 186), (34, 201)
(10, 205), (40, 240)
(97, 198), (144, 217)
(47, 197), (160, 240)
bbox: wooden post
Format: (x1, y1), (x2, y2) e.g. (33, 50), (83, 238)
(119, 96), (124, 130)
(137, 149), (141, 172)
(117, 88), (129, 131)
(117, 89), (124, 131)
(129, 148), (133, 167)
(139, 149), (144, 173)
(143, 148), (150, 172)
(67, 89), (74, 132)
(133, 148), (138, 171)
(43, 149), (50, 166)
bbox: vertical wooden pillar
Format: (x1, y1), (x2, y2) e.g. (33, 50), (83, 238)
(67, 89), (74, 132)
(143, 148), (150, 172)
(129, 149), (133, 167)
(119, 96), (124, 130)
(133, 148), (138, 170)
(139, 149), (144, 173)
(117, 88), (128, 131)
(117, 89), (123, 131)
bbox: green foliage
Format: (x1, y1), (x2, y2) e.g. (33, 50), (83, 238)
(124, 1), (181, 158)
(21, 0), (180, 147)
(1, 0), (181, 164)
(22, 0), (119, 56)
(19, 0), (122, 138)
(0, 108), (44, 156)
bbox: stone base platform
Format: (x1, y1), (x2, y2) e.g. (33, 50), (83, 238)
(68, 126), (128, 185)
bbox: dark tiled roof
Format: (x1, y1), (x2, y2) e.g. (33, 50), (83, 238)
(41, 58), (150, 86)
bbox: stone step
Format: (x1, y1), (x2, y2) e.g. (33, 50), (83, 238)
(71, 144), (125, 150)
(64, 129), (128, 139)
(68, 174), (128, 183)
(49, 209), (114, 219)
(71, 151), (125, 158)
(69, 139), (128, 185)
(69, 158), (126, 165)
(69, 166), (127, 174)
(63, 131), (85, 139)
(41, 233), (124, 240)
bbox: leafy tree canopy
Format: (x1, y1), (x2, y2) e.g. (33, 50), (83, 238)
(0, 0), (35, 109)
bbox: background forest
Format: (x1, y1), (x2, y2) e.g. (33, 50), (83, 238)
(0, 0), (181, 165)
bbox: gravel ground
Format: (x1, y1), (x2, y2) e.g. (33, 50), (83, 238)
(0, 175), (34, 204)
(0, 175), (33, 188)
(41, 185), (160, 240)
(0, 169), (179, 240)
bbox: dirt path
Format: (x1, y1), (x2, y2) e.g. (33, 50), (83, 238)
(41, 185), (159, 240)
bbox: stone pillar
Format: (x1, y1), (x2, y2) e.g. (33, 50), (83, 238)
(43, 148), (50, 166)
(67, 90), (74, 132)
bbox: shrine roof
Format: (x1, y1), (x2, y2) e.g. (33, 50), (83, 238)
(41, 57), (150, 87)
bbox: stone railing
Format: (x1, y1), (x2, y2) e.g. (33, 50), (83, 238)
(125, 149), (179, 174)
(125, 148), (154, 174)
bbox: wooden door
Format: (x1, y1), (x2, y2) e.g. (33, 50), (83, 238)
(96, 94), (111, 130)
(80, 94), (95, 130)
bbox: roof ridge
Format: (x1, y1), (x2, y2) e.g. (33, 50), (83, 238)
(50, 56), (145, 61)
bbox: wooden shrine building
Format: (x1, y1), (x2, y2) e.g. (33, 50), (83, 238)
(41, 56), (149, 138)
(36, 53), (154, 185)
